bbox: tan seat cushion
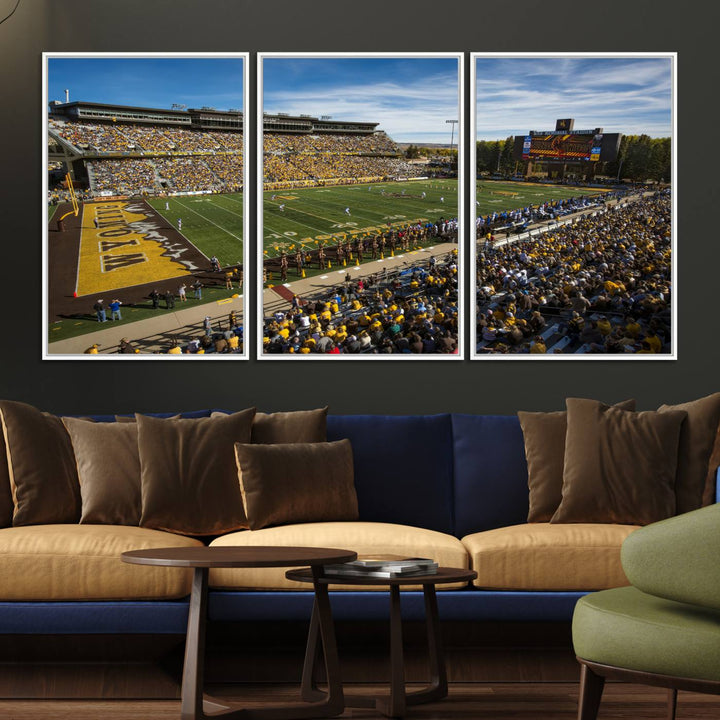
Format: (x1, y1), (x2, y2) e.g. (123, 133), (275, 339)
(0, 525), (203, 600)
(462, 523), (639, 591)
(209, 521), (469, 591)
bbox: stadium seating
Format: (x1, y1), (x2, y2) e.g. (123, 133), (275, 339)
(262, 131), (424, 187)
(48, 118), (244, 196)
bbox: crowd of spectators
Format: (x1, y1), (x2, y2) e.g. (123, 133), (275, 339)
(201, 154), (244, 190)
(50, 119), (244, 155)
(90, 159), (158, 194)
(475, 190), (630, 236)
(264, 131), (399, 155)
(263, 252), (459, 355)
(48, 119), (244, 196)
(262, 131), (422, 186)
(152, 157), (223, 192)
(475, 191), (672, 355)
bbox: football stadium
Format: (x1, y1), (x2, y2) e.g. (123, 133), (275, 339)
(46, 99), (245, 356)
(475, 118), (672, 357)
(260, 113), (460, 356)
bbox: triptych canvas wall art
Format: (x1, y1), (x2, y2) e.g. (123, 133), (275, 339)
(42, 52), (674, 360)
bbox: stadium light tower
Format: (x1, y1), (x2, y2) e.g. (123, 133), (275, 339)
(446, 119), (458, 150)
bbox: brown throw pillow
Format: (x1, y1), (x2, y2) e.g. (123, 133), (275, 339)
(235, 440), (358, 531)
(212, 407), (328, 444)
(62, 417), (141, 525)
(138, 409), (255, 536)
(0, 400), (81, 525)
(0, 422), (14, 529)
(658, 393), (720, 514)
(552, 398), (686, 525)
(519, 399), (636, 522)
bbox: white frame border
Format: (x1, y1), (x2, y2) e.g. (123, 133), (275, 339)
(42, 51), (250, 360)
(256, 51), (465, 361)
(470, 51), (677, 361)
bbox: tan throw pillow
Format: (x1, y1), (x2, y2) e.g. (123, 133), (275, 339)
(235, 440), (358, 531)
(552, 398), (687, 525)
(519, 399), (636, 522)
(658, 393), (720, 514)
(138, 409), (255, 536)
(62, 417), (141, 525)
(0, 400), (81, 525)
(212, 408), (328, 444)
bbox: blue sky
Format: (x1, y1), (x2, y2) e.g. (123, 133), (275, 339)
(476, 56), (672, 141)
(263, 57), (460, 143)
(47, 57), (244, 111)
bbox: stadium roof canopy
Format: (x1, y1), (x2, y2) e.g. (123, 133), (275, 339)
(263, 112), (378, 135)
(48, 101), (243, 130)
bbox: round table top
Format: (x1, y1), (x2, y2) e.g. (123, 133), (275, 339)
(121, 546), (357, 569)
(286, 566), (477, 586)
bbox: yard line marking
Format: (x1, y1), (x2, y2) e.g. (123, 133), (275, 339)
(265, 198), (338, 225)
(172, 197), (242, 242)
(209, 198), (244, 220)
(150, 201), (214, 261)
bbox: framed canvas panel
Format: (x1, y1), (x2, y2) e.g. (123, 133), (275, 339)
(43, 52), (249, 359)
(257, 52), (464, 360)
(471, 53), (676, 360)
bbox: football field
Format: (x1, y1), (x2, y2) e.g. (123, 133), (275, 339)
(148, 193), (244, 267)
(475, 180), (607, 219)
(476, 180), (607, 216)
(263, 179), (458, 258)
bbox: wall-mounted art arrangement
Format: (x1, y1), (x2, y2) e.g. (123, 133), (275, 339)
(257, 53), (463, 359)
(43, 53), (249, 359)
(471, 53), (675, 360)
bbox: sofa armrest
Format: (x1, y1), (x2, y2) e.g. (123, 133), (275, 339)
(621, 503), (720, 610)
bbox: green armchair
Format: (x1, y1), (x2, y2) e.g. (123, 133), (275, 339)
(572, 503), (720, 720)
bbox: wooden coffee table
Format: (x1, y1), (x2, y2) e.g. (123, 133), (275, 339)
(286, 566), (477, 718)
(122, 546), (356, 720)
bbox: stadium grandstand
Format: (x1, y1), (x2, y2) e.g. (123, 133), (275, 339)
(476, 189), (671, 355)
(47, 101), (244, 200)
(263, 251), (459, 355)
(262, 113), (426, 190)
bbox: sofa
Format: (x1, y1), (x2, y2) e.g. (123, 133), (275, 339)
(0, 410), (669, 631)
(0, 404), (716, 696)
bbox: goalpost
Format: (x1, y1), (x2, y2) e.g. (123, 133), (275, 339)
(58, 172), (80, 222)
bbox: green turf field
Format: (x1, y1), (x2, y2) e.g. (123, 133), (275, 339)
(475, 180), (607, 219)
(148, 193), (244, 267)
(262, 179), (458, 259)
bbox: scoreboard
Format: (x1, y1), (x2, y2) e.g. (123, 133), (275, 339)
(521, 132), (604, 161)
(513, 128), (621, 163)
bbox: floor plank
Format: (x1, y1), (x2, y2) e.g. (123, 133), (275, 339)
(0, 683), (718, 719)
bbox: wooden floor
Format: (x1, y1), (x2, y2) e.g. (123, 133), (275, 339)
(1, 683), (719, 719)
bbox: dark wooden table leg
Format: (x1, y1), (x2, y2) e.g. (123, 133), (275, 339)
(404, 584), (447, 706)
(309, 566), (344, 716)
(181, 567), (209, 720)
(375, 585), (406, 718)
(300, 597), (323, 703)
(577, 663), (605, 720)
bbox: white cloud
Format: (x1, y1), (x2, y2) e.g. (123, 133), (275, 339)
(264, 73), (459, 141)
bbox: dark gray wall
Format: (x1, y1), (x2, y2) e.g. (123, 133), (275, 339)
(0, 0), (714, 415)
